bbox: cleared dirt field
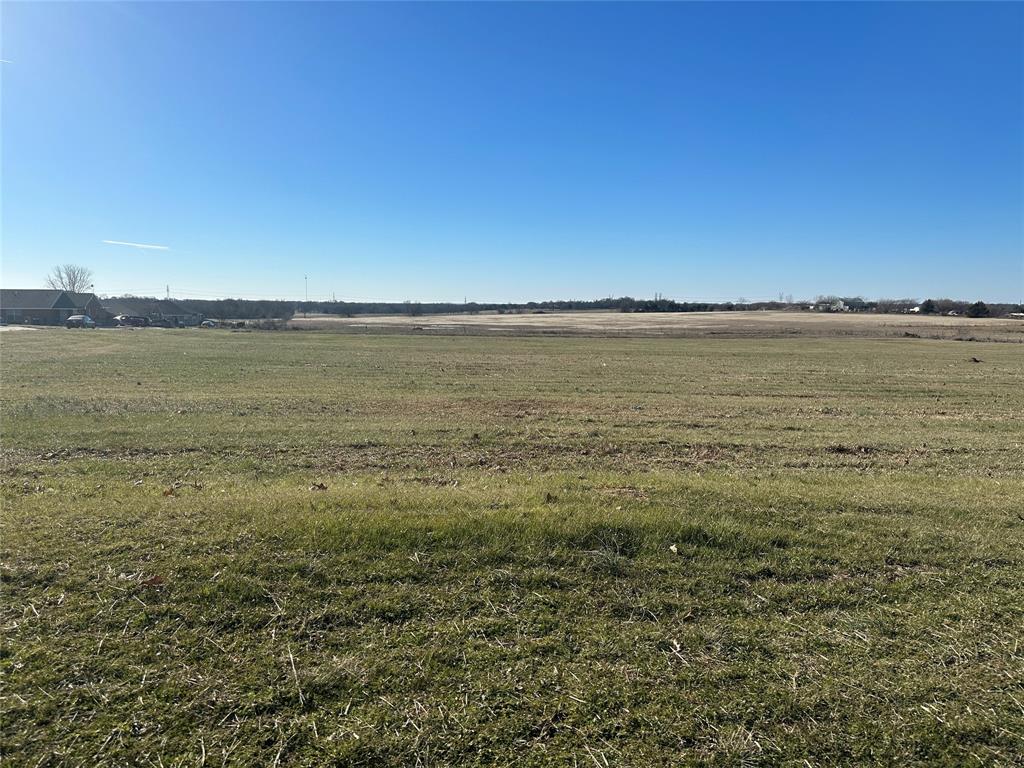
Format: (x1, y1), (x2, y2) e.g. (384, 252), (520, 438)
(2, 329), (1022, 766)
(290, 309), (1024, 342)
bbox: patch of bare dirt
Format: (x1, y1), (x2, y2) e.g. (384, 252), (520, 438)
(290, 311), (1024, 342)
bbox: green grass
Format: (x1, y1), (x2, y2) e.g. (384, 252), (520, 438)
(2, 329), (1022, 766)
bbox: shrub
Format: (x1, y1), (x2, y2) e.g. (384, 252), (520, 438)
(966, 301), (990, 318)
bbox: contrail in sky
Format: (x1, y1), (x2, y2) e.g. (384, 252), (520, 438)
(102, 240), (170, 250)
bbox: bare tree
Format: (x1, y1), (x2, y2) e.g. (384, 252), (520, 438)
(45, 264), (94, 293)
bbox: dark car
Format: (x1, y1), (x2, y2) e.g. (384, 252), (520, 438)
(114, 314), (149, 327)
(65, 314), (97, 329)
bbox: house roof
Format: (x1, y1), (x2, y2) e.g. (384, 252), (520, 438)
(101, 296), (195, 317)
(67, 292), (101, 307)
(0, 289), (102, 310)
(1, 289), (70, 310)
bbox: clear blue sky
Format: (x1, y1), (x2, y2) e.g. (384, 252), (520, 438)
(2, 2), (1022, 303)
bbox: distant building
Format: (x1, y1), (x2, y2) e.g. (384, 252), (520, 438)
(812, 299), (847, 312)
(0, 289), (104, 325)
(100, 297), (202, 327)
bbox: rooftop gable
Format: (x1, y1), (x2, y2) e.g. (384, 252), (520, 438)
(67, 292), (101, 308)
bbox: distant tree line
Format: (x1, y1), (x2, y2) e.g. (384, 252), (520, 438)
(171, 295), (1022, 320)
(914, 298), (1012, 318)
(48, 263), (1021, 320)
(174, 298), (300, 321)
(174, 296), (793, 319)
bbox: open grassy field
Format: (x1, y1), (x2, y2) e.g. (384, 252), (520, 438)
(2, 328), (1022, 766)
(290, 309), (1024, 343)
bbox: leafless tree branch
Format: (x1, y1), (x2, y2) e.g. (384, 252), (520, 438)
(45, 264), (94, 293)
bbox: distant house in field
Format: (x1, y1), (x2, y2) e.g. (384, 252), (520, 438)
(0, 289), (105, 325)
(100, 297), (202, 327)
(812, 299), (847, 312)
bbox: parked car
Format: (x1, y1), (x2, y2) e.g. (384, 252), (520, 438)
(149, 318), (175, 328)
(65, 315), (97, 329)
(200, 319), (219, 328)
(114, 314), (149, 327)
